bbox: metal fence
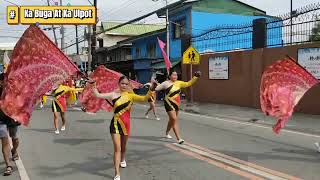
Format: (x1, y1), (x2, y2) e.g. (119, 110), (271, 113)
(192, 2), (320, 53)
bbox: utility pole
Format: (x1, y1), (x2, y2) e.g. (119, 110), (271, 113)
(60, 0), (65, 51)
(91, 0), (97, 70)
(290, 0), (293, 44)
(166, 0), (170, 62)
(87, 25), (92, 72)
(46, 0), (58, 45)
(75, 25), (79, 55)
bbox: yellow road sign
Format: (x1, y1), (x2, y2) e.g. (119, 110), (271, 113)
(183, 46), (200, 65)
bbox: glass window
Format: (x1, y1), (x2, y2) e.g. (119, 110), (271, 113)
(136, 48), (141, 58)
(174, 19), (186, 39)
(147, 43), (156, 58)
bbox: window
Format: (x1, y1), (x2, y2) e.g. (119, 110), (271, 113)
(98, 39), (103, 48)
(174, 19), (186, 39)
(147, 43), (156, 58)
(136, 48), (141, 58)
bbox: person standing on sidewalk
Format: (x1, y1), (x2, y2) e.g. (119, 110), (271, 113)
(91, 75), (156, 180)
(143, 80), (160, 121)
(154, 70), (201, 144)
(0, 73), (20, 176)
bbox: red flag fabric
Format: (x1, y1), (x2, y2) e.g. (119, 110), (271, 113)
(157, 37), (171, 74)
(260, 57), (319, 134)
(80, 65), (142, 113)
(0, 25), (79, 125)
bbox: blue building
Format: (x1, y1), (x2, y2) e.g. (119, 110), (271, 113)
(118, 0), (281, 83)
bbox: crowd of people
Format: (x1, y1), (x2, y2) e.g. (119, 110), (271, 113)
(0, 69), (201, 180)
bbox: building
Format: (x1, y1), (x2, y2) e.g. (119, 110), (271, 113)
(118, 0), (279, 84)
(95, 22), (165, 77)
(0, 43), (16, 73)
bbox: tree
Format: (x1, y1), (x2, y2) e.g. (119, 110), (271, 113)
(309, 21), (320, 42)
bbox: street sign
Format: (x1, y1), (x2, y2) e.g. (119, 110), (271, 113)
(183, 46), (200, 65)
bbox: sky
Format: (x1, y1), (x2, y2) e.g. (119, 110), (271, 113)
(0, 0), (319, 54)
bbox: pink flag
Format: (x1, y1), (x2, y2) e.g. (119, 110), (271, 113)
(80, 65), (142, 113)
(157, 37), (171, 73)
(260, 57), (319, 134)
(0, 25), (79, 125)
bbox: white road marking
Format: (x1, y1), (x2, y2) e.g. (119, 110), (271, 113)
(137, 104), (320, 138)
(9, 142), (30, 180)
(173, 143), (299, 180)
(15, 157), (30, 180)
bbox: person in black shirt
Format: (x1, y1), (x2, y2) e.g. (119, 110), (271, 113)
(0, 73), (20, 176)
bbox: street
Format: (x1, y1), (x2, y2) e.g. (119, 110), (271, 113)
(2, 103), (320, 180)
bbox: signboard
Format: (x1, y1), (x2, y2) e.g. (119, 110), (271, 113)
(209, 56), (229, 80)
(183, 46), (200, 65)
(7, 6), (97, 25)
(298, 48), (320, 79)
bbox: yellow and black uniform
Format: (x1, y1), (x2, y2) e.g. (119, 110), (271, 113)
(144, 83), (156, 103)
(159, 77), (198, 112)
(51, 85), (83, 112)
(93, 90), (153, 136)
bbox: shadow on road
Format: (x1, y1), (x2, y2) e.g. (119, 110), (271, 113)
(38, 157), (113, 179)
(26, 128), (53, 134)
(53, 138), (103, 146)
(130, 135), (171, 143)
(271, 148), (319, 156)
(76, 119), (106, 124)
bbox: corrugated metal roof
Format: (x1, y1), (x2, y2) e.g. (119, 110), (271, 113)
(102, 22), (165, 36)
(0, 43), (16, 50)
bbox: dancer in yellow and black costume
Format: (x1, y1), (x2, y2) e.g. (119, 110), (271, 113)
(155, 70), (201, 144)
(51, 84), (83, 134)
(143, 81), (160, 121)
(92, 76), (156, 180)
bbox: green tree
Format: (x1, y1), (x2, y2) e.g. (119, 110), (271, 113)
(309, 21), (320, 42)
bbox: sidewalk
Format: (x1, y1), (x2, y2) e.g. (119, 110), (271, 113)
(157, 101), (320, 135)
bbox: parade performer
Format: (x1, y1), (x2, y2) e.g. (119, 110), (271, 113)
(39, 95), (47, 109)
(91, 75), (155, 180)
(144, 80), (160, 121)
(154, 70), (201, 144)
(51, 83), (83, 134)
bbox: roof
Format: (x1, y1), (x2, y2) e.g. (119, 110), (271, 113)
(152, 59), (181, 70)
(192, 0), (266, 16)
(0, 43), (16, 51)
(118, 28), (166, 45)
(102, 22), (165, 36)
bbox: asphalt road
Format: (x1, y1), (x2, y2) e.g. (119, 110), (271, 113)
(1, 103), (320, 180)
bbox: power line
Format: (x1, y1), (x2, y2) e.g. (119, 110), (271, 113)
(107, 0), (137, 15)
(0, 36), (20, 38)
(63, 0), (189, 50)
(87, 0), (93, 6)
(107, 0), (140, 18)
(3, 0), (19, 6)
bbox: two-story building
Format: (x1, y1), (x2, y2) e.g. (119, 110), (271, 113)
(95, 22), (164, 78)
(118, 0), (281, 84)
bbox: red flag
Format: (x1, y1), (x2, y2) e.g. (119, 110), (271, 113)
(80, 65), (142, 113)
(0, 25), (79, 125)
(260, 57), (319, 134)
(157, 37), (171, 74)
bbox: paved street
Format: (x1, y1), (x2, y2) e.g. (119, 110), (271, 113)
(1, 103), (320, 180)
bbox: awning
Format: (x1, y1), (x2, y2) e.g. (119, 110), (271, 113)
(152, 59), (181, 70)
